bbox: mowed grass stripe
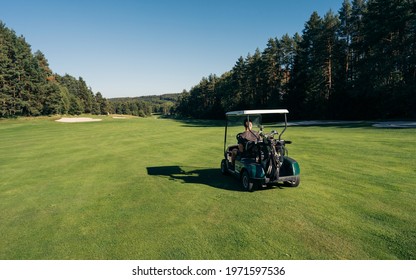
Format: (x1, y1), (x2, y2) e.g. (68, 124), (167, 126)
(0, 117), (415, 259)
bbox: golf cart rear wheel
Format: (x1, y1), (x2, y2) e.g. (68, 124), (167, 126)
(241, 170), (254, 192)
(221, 159), (228, 175)
(284, 176), (300, 187)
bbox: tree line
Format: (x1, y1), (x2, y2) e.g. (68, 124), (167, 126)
(175, 0), (416, 120)
(108, 93), (178, 117)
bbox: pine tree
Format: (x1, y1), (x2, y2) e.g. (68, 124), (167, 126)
(261, 38), (283, 108)
(358, 0), (415, 118)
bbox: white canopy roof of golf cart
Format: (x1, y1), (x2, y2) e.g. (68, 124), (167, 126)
(226, 109), (289, 116)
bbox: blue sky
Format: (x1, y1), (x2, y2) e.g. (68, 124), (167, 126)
(1, 0), (344, 98)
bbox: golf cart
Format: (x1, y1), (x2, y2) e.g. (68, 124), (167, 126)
(221, 109), (300, 191)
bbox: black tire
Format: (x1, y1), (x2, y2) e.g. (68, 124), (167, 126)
(241, 170), (254, 192)
(284, 176), (300, 187)
(221, 159), (228, 175)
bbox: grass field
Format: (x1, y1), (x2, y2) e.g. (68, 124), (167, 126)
(0, 115), (415, 260)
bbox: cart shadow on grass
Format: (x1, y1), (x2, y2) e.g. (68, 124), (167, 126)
(146, 166), (285, 192)
(147, 166), (239, 191)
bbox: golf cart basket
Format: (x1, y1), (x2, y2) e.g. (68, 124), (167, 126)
(221, 109), (300, 191)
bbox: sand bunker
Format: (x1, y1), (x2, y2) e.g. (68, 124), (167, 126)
(56, 117), (102, 123)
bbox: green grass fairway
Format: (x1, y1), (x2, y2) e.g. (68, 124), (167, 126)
(1, 116), (415, 259)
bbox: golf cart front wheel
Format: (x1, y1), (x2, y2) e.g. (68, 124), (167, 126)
(284, 176), (300, 187)
(241, 170), (254, 192)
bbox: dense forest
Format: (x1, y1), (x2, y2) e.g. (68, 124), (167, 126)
(175, 0), (416, 120)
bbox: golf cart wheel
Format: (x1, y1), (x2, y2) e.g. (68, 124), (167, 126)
(221, 159), (228, 175)
(284, 176), (300, 187)
(241, 170), (254, 192)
